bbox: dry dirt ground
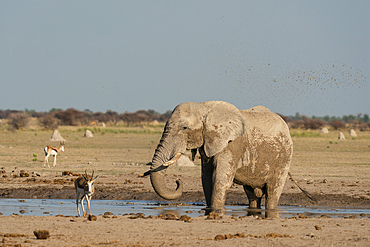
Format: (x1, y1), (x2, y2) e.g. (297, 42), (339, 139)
(0, 127), (369, 246)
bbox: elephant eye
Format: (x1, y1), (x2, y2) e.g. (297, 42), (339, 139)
(182, 126), (188, 130)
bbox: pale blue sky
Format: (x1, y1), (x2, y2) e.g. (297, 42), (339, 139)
(1, 1), (369, 116)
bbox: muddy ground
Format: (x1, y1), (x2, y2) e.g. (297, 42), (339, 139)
(0, 167), (369, 209)
(0, 166), (369, 246)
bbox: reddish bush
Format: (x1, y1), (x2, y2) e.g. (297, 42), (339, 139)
(329, 120), (346, 130)
(289, 119), (304, 129)
(38, 114), (58, 129)
(8, 112), (30, 130)
(302, 117), (326, 130)
(54, 108), (83, 126)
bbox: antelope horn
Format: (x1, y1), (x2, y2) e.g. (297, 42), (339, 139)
(82, 170), (88, 181)
(91, 170), (94, 181)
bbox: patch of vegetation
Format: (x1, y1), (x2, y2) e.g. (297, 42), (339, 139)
(290, 131), (322, 137)
(77, 127), (162, 134)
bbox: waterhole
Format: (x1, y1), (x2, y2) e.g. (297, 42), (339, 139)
(1, 199), (369, 218)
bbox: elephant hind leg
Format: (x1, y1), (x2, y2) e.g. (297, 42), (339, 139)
(243, 185), (263, 209)
(265, 179), (286, 210)
(265, 185), (282, 218)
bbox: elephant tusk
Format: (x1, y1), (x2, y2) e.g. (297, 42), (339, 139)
(138, 153), (182, 177)
(138, 163), (152, 177)
(162, 153), (182, 167)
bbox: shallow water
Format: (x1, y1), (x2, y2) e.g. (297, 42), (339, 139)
(0, 199), (369, 218)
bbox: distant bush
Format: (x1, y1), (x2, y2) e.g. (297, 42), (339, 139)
(358, 122), (370, 131)
(1, 107), (367, 129)
(8, 112), (30, 130)
(38, 114), (58, 130)
(302, 117), (326, 130)
(0, 110), (20, 119)
(54, 108), (84, 126)
(329, 120), (346, 130)
(288, 120), (304, 129)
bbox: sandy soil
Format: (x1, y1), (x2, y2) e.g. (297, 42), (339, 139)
(1, 214), (369, 247)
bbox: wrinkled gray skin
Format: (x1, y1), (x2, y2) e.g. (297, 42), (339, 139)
(150, 101), (293, 217)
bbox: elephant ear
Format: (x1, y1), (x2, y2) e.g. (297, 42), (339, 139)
(203, 101), (247, 157)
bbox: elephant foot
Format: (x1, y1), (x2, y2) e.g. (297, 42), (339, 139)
(249, 201), (260, 209)
(204, 207), (225, 217)
(247, 210), (263, 218)
(265, 209), (280, 218)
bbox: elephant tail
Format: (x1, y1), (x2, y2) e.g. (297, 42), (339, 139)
(288, 172), (317, 203)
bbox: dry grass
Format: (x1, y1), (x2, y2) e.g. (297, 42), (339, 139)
(289, 129), (370, 180)
(0, 126), (163, 176)
(0, 127), (369, 181)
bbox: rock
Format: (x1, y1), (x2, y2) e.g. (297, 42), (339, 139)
(349, 129), (357, 137)
(179, 215), (192, 222)
(20, 171), (29, 177)
(176, 154), (196, 167)
(215, 234), (226, 240)
(49, 130), (66, 142)
(62, 171), (72, 176)
(88, 215), (97, 221)
(338, 132), (346, 140)
(34, 230), (50, 239)
(320, 127), (329, 134)
(32, 171), (41, 177)
(84, 130), (94, 138)
(315, 225), (322, 230)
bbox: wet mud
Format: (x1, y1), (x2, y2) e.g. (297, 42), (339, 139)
(0, 185), (368, 209)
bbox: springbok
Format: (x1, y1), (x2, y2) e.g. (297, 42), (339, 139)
(74, 170), (98, 217)
(44, 142), (65, 168)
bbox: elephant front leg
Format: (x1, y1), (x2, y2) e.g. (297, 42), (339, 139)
(201, 161), (214, 210)
(209, 154), (237, 215)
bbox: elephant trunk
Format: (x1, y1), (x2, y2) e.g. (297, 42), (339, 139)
(150, 170), (183, 200)
(150, 131), (183, 200)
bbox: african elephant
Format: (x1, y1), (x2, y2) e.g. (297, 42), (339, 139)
(148, 101), (293, 216)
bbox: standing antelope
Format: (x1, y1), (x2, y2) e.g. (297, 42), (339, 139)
(74, 170), (98, 217)
(44, 142), (65, 168)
